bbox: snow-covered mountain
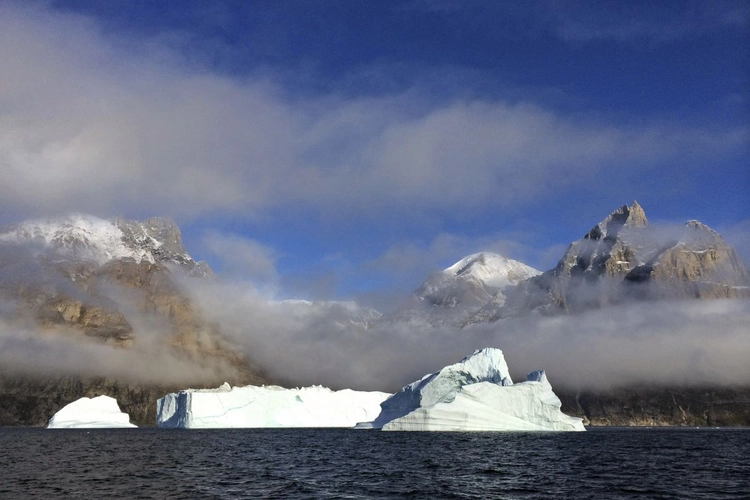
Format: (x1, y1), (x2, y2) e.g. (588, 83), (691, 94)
(415, 252), (540, 307)
(377, 252), (540, 328)
(0, 214), (211, 276)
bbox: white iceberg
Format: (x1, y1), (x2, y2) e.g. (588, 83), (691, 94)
(157, 382), (390, 428)
(357, 348), (585, 432)
(47, 395), (137, 429)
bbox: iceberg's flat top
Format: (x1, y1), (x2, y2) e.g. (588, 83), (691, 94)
(47, 395), (137, 429)
(157, 383), (390, 429)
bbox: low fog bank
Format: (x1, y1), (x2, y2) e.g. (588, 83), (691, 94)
(0, 315), (244, 386)
(2, 274), (748, 393)
(189, 281), (750, 392)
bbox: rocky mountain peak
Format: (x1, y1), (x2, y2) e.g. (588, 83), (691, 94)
(0, 214), (211, 278)
(681, 219), (722, 246)
(467, 201), (750, 323)
(585, 200), (648, 241)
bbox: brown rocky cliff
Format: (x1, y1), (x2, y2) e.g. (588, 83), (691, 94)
(480, 202), (750, 321)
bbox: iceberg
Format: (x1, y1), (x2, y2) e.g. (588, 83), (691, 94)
(47, 395), (137, 429)
(358, 348), (585, 432)
(157, 382), (390, 428)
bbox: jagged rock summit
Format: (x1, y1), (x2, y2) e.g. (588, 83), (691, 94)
(469, 201), (750, 322)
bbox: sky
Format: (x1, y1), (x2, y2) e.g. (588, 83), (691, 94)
(1, 0), (748, 307)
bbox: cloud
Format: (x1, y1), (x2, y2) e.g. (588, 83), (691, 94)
(202, 232), (279, 288)
(720, 219), (750, 266)
(185, 275), (750, 392)
(0, 3), (745, 227)
(403, 1), (748, 43)
(535, 1), (749, 43)
(0, 318), (245, 385)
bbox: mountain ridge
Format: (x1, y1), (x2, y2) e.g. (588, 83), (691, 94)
(466, 201), (750, 323)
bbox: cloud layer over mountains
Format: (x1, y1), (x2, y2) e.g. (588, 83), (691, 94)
(187, 281), (750, 392)
(1, 2), (748, 399)
(3, 259), (748, 392)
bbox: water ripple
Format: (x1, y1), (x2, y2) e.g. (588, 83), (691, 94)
(0, 427), (748, 499)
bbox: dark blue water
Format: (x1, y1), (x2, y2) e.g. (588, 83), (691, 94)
(1, 427), (748, 499)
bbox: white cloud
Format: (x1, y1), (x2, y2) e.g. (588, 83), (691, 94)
(202, 232), (279, 289)
(0, 3), (745, 227)
(544, 1), (749, 42)
(186, 275), (750, 392)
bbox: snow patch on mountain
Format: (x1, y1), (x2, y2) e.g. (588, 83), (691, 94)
(0, 214), (155, 264)
(445, 252), (541, 290)
(377, 252), (540, 328)
(0, 214), (210, 275)
(416, 252), (540, 309)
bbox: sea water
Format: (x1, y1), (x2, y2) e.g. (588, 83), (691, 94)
(1, 427), (748, 499)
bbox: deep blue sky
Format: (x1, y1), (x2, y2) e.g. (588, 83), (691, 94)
(1, 0), (748, 306)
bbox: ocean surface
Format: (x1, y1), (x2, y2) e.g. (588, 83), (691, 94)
(1, 427), (748, 499)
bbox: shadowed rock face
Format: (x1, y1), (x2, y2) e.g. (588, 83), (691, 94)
(557, 386), (750, 427)
(469, 202), (750, 322)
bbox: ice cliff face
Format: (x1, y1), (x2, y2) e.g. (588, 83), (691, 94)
(359, 348), (584, 431)
(47, 395), (136, 429)
(157, 383), (390, 428)
(378, 252), (540, 328)
(469, 201), (750, 322)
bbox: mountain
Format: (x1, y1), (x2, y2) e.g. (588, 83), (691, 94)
(0, 214), (266, 425)
(0, 214), (212, 276)
(467, 201), (750, 323)
(276, 300), (381, 331)
(378, 252), (540, 328)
